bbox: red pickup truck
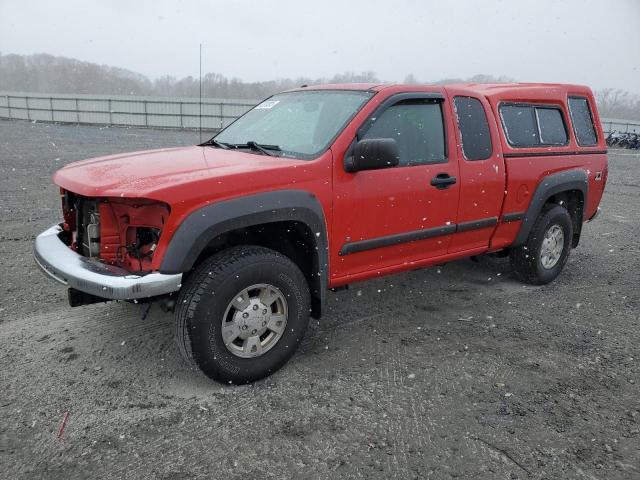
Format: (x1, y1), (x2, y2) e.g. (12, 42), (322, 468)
(35, 83), (608, 383)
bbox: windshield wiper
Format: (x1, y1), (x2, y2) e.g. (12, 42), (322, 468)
(226, 141), (282, 156)
(200, 138), (230, 149)
(247, 141), (281, 156)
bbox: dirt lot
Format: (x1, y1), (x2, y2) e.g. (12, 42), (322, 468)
(1, 119), (638, 479)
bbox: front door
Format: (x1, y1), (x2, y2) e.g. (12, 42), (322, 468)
(330, 93), (460, 282)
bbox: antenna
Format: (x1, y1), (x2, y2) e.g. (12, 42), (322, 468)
(199, 43), (203, 143)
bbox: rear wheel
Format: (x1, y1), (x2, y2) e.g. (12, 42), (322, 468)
(510, 204), (573, 285)
(175, 245), (310, 384)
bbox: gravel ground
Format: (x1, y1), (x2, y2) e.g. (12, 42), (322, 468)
(1, 119), (639, 479)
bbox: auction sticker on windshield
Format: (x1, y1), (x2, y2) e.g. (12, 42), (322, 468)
(255, 100), (280, 109)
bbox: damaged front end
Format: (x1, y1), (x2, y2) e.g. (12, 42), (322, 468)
(34, 189), (182, 307)
(61, 189), (170, 273)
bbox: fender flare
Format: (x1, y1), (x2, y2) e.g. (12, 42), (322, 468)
(160, 189), (328, 316)
(513, 169), (588, 246)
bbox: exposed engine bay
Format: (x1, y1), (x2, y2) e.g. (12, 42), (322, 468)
(60, 189), (170, 272)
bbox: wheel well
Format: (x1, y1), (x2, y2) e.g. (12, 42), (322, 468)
(544, 189), (584, 247)
(191, 221), (323, 318)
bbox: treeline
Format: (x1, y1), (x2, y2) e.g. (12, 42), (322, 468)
(1, 53), (638, 119)
(594, 89), (640, 121)
(0, 53), (151, 96)
(0, 53), (384, 98)
(0, 53), (513, 99)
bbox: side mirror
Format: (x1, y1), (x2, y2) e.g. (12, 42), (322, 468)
(344, 138), (400, 173)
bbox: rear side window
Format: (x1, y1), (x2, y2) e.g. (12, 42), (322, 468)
(568, 97), (598, 146)
(536, 108), (568, 145)
(453, 96), (492, 160)
(500, 103), (568, 147)
(500, 104), (539, 146)
(362, 99), (446, 166)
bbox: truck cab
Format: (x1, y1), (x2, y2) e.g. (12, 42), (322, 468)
(35, 83), (608, 383)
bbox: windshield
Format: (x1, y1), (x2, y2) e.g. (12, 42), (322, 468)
(213, 90), (374, 159)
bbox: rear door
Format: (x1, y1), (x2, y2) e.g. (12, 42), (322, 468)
(330, 91), (461, 281)
(444, 88), (505, 253)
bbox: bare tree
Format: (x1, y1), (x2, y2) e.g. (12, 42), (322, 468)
(595, 88), (640, 120)
(404, 73), (417, 84)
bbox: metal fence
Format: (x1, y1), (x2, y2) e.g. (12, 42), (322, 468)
(1, 92), (639, 134)
(0, 92), (259, 130)
(601, 118), (640, 134)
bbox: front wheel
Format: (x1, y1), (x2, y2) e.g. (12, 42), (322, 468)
(175, 246), (311, 384)
(510, 204), (573, 285)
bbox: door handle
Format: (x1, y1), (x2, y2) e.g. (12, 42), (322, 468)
(430, 173), (457, 190)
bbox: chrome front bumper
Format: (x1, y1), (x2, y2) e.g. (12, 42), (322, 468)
(34, 224), (182, 300)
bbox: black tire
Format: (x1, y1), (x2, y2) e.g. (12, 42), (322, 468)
(175, 245), (311, 384)
(510, 204), (573, 285)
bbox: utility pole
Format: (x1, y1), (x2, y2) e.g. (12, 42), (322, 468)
(199, 43), (203, 142)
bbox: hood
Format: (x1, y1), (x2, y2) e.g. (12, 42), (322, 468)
(53, 146), (303, 201)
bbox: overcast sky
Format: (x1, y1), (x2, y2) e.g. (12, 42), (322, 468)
(1, 0), (639, 93)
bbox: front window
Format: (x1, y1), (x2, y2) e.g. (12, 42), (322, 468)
(213, 90), (373, 159)
(360, 99), (446, 166)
